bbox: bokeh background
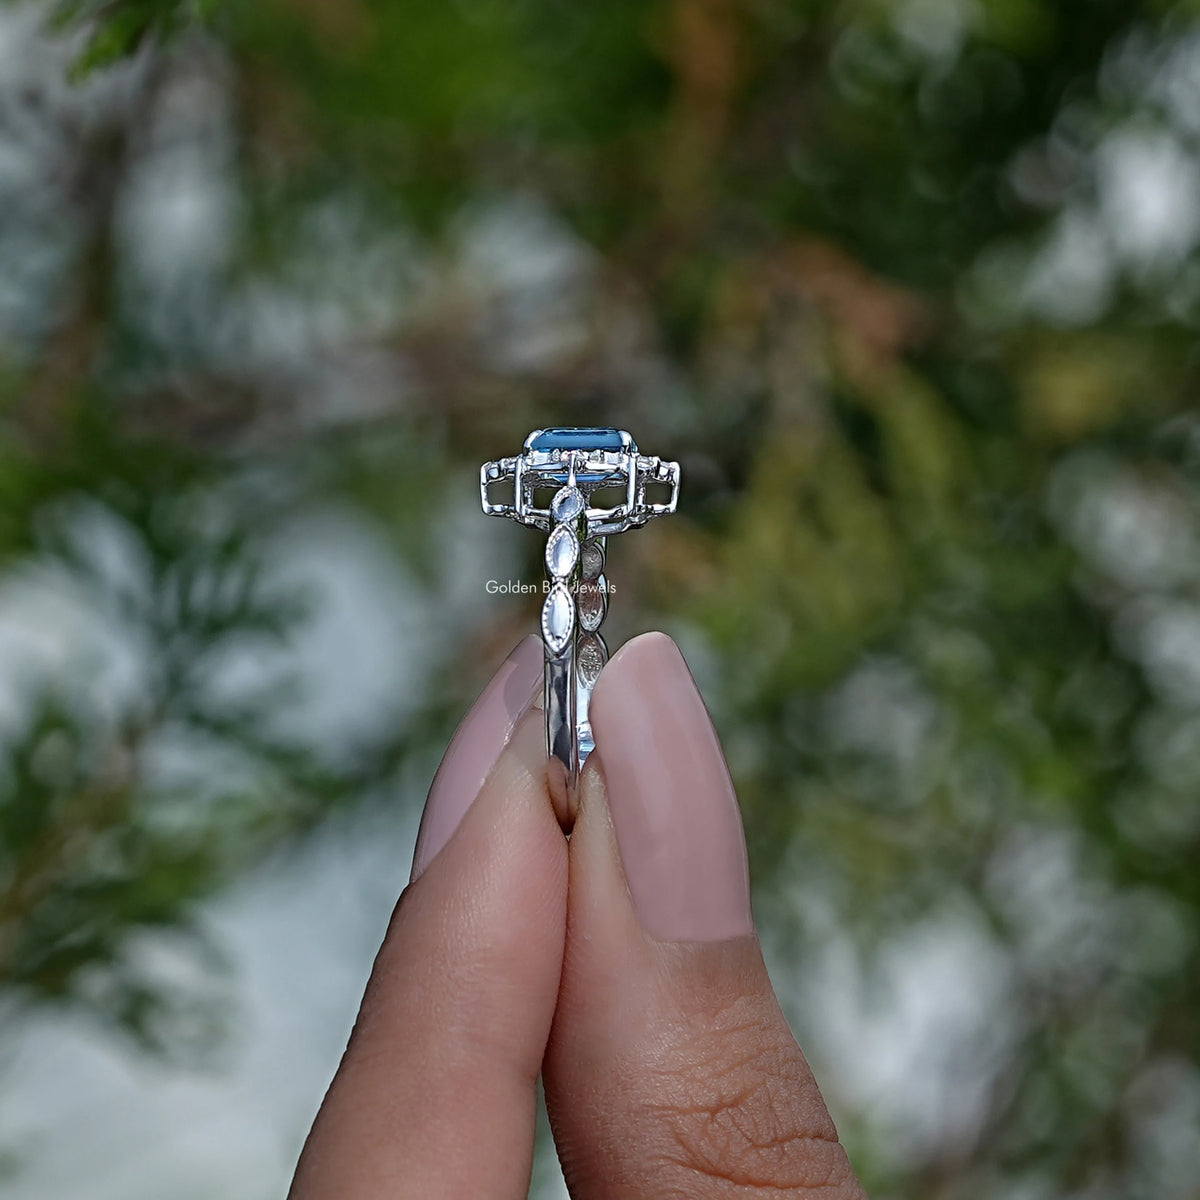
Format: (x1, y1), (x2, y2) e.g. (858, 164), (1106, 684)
(1, 0), (1199, 1196)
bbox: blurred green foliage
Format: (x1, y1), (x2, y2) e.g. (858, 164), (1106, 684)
(4, 0), (1200, 1195)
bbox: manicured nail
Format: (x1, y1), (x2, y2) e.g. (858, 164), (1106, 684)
(588, 632), (753, 941)
(410, 636), (543, 880)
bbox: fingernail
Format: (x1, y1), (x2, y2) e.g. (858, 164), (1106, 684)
(411, 636), (543, 880)
(588, 632), (753, 941)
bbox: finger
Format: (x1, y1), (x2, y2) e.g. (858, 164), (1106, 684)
(290, 636), (567, 1200)
(544, 632), (865, 1200)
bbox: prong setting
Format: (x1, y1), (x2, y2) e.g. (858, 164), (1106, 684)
(480, 428), (680, 536)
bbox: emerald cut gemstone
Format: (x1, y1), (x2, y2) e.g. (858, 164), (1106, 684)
(530, 427), (624, 453)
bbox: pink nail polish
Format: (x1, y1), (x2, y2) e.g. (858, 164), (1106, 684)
(410, 636), (543, 880)
(588, 632), (753, 941)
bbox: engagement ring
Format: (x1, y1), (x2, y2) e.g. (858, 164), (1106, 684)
(480, 427), (680, 798)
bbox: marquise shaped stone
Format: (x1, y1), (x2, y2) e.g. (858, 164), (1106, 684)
(578, 577), (607, 632)
(542, 584), (575, 654)
(580, 540), (604, 581)
(577, 633), (608, 687)
(551, 486), (585, 522)
(545, 525), (579, 578)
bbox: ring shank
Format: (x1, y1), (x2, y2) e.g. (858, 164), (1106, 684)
(544, 641), (577, 788)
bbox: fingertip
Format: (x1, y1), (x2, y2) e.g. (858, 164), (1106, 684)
(589, 629), (681, 722)
(411, 635), (543, 880)
(587, 630), (753, 943)
(546, 637), (864, 1200)
(293, 700), (568, 1200)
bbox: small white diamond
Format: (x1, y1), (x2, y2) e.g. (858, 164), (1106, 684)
(580, 541), (604, 581)
(551, 486), (585, 522)
(578, 577), (607, 632)
(542, 583), (575, 654)
(577, 634), (607, 687)
(545, 525), (579, 578)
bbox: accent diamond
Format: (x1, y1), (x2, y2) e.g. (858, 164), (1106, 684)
(578, 577), (607, 632)
(551, 486), (585, 522)
(545, 525), (579, 578)
(577, 633), (607, 687)
(541, 583), (575, 654)
(580, 540), (604, 581)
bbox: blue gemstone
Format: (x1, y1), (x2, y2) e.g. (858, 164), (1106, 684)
(530, 427), (625, 453)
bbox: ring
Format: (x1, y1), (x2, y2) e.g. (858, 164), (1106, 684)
(480, 427), (680, 797)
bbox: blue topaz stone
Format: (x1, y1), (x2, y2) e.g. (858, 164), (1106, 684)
(524, 429), (634, 487)
(528, 427), (631, 453)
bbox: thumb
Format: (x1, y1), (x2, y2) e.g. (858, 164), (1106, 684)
(543, 633), (864, 1199)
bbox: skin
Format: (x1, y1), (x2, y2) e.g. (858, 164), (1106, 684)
(289, 634), (867, 1200)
